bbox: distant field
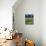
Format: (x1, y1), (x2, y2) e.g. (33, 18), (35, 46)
(25, 18), (33, 24)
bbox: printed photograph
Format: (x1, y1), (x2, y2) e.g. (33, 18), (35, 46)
(25, 14), (34, 24)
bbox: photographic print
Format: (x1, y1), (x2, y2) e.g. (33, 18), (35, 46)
(25, 14), (34, 25)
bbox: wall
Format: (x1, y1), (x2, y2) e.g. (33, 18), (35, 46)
(0, 0), (17, 39)
(13, 0), (41, 46)
(0, 0), (16, 30)
(41, 0), (46, 46)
